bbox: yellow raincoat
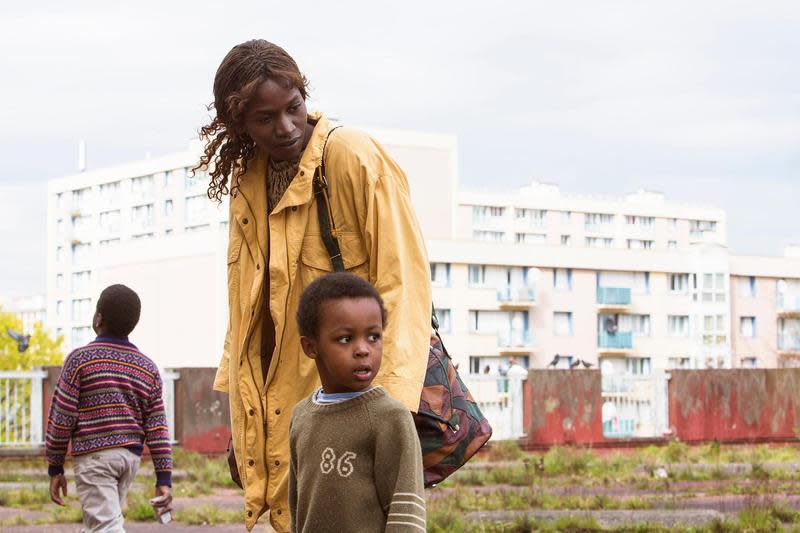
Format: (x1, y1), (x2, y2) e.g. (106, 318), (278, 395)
(213, 112), (432, 532)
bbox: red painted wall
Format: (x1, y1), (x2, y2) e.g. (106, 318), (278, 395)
(669, 369), (800, 443)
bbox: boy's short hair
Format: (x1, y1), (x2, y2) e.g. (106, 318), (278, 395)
(96, 284), (141, 337)
(297, 273), (387, 338)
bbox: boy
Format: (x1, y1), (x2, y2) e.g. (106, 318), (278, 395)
(46, 284), (173, 532)
(289, 273), (426, 532)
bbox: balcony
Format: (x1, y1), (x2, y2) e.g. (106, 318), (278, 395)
(497, 330), (533, 355)
(596, 287), (632, 310)
(497, 286), (536, 309)
(598, 331), (633, 353)
(778, 294), (800, 317)
(778, 334), (800, 354)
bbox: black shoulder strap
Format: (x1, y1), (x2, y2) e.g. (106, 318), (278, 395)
(314, 127), (345, 272)
(313, 125), (438, 330)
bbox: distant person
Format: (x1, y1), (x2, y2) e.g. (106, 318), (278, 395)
(289, 273), (425, 532)
(507, 357), (529, 378)
(45, 284), (173, 531)
(483, 364), (491, 374)
(199, 39), (431, 532)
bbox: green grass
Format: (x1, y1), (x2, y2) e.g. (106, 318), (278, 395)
(125, 491), (156, 521)
(175, 504), (241, 525)
(0, 486), (51, 509)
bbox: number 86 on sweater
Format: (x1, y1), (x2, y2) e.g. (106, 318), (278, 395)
(320, 447), (356, 477)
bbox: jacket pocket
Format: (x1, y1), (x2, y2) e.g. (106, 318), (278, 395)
(299, 232), (369, 287)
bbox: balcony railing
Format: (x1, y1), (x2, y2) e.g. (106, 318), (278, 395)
(498, 330), (531, 348)
(598, 331), (633, 350)
(603, 418), (635, 438)
(778, 294), (800, 313)
(597, 287), (632, 305)
(497, 286), (536, 302)
(778, 335), (800, 352)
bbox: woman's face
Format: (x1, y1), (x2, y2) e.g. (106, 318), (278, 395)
(242, 78), (309, 162)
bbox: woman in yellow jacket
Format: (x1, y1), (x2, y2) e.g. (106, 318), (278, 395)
(197, 40), (432, 532)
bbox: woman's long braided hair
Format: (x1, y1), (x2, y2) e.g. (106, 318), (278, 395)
(195, 40), (309, 202)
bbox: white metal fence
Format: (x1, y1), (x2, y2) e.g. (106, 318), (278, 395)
(0, 370), (47, 447)
(0, 368), (179, 448)
(463, 375), (525, 440)
(601, 370), (669, 439)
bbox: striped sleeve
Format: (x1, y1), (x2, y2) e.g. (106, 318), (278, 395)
(45, 352), (81, 475)
(143, 372), (173, 486)
(373, 406), (426, 532)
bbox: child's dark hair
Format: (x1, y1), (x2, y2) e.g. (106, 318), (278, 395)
(96, 284), (141, 337)
(297, 273), (387, 338)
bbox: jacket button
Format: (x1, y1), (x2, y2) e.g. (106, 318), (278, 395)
(276, 509), (282, 515)
(300, 171), (305, 176)
(248, 409), (254, 416)
(242, 218), (248, 225)
(256, 264), (260, 270)
(274, 459), (280, 466)
(247, 510), (253, 517)
(274, 408), (281, 415)
(248, 459), (255, 466)
(292, 206), (297, 211)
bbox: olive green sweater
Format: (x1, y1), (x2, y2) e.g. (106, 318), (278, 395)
(289, 387), (426, 532)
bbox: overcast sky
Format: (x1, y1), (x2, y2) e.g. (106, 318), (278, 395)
(1, 1), (799, 297)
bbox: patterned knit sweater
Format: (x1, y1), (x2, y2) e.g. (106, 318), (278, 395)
(45, 337), (173, 486)
(289, 387), (426, 532)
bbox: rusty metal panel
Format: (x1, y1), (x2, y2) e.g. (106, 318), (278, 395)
(669, 369), (800, 442)
(174, 368), (231, 453)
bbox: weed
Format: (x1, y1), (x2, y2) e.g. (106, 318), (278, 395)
(175, 505), (241, 525)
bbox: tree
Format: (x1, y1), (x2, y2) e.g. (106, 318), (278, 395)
(0, 309), (64, 371)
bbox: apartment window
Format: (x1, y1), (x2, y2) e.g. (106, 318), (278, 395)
(473, 230), (504, 242)
(56, 274), (64, 289)
(632, 272), (650, 294)
(71, 271), (91, 292)
(468, 265), (486, 286)
(56, 192), (66, 210)
(164, 199), (174, 216)
(164, 170), (173, 187)
(624, 314), (651, 337)
(131, 176), (154, 199)
(218, 221), (228, 230)
(560, 235), (571, 246)
(99, 182), (120, 203)
(627, 239), (654, 250)
(185, 170), (207, 191)
(668, 315), (689, 337)
(185, 225), (210, 233)
(165, 229), (174, 235)
(131, 204), (154, 231)
(132, 233), (154, 240)
(515, 208), (546, 228)
(669, 273), (689, 293)
(670, 218), (678, 229)
(99, 210), (121, 233)
(56, 300), (64, 318)
(553, 268), (572, 291)
(739, 317), (756, 338)
(71, 243), (91, 264)
(553, 312), (573, 336)
(515, 232), (545, 245)
(690, 219), (717, 235)
(57, 219), (65, 236)
(627, 357), (651, 376)
(100, 238), (120, 247)
(71, 188), (90, 210)
(702, 314), (727, 346)
(585, 212), (614, 230)
(586, 237), (614, 248)
(668, 240), (678, 249)
(701, 272), (727, 303)
(625, 216), (655, 228)
(430, 263), (450, 287)
(473, 205), (504, 224)
(71, 298), (92, 321)
(561, 211), (571, 224)
(56, 246), (64, 262)
(434, 308), (452, 332)
(71, 326), (92, 349)
(741, 357), (758, 369)
(737, 276), (756, 298)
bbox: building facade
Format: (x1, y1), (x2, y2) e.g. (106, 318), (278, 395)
(46, 133), (799, 383)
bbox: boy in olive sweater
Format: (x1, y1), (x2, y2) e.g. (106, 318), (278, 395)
(289, 273), (426, 533)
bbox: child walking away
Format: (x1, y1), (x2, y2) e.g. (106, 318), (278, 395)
(289, 273), (426, 532)
(46, 284), (173, 532)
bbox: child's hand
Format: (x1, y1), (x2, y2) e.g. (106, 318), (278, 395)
(151, 485), (173, 517)
(49, 474), (67, 506)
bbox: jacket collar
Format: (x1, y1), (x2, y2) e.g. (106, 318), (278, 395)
(231, 111), (333, 218)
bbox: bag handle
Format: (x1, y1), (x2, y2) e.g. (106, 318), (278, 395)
(313, 126), (439, 332)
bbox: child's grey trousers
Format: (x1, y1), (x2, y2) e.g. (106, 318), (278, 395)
(74, 447), (141, 533)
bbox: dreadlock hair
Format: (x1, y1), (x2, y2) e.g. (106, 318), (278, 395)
(96, 284), (141, 337)
(297, 273), (388, 340)
(194, 39), (310, 203)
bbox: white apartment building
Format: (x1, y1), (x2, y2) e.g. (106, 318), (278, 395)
(1, 293), (47, 332)
(46, 132), (800, 385)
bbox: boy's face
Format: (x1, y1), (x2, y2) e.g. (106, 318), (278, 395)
(300, 297), (383, 394)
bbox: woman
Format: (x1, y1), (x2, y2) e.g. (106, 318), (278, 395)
(198, 40), (431, 533)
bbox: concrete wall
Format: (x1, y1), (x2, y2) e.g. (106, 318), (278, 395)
(669, 369), (800, 442)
